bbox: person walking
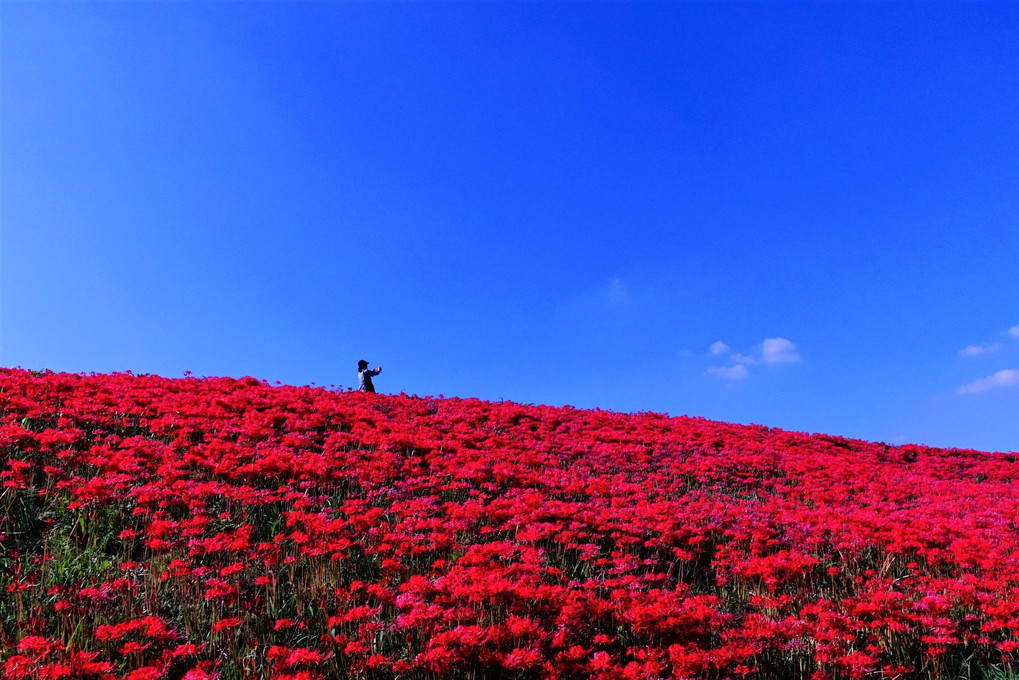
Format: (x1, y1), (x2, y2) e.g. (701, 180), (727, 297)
(357, 360), (382, 393)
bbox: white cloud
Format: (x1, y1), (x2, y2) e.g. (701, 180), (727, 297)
(960, 343), (1001, 357)
(1010, 324), (1019, 339)
(606, 277), (627, 305)
(957, 369), (1019, 395)
(759, 337), (801, 364)
(706, 336), (800, 381)
(707, 364), (749, 381)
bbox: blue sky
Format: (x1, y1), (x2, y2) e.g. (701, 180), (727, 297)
(3, 1), (1017, 452)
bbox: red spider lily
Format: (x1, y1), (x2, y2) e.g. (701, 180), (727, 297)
(123, 666), (164, 680)
(180, 666), (216, 680)
(210, 617), (243, 632)
(2, 367), (1019, 678)
(94, 616), (178, 643)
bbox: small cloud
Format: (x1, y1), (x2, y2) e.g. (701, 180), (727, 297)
(957, 369), (1019, 395)
(960, 343), (1001, 357)
(705, 336), (800, 381)
(759, 337), (800, 365)
(1010, 324), (1019, 339)
(606, 277), (627, 305)
(707, 364), (749, 381)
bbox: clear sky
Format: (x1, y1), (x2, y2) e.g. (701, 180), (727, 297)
(3, 1), (1017, 452)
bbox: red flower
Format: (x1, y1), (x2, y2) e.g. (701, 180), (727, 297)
(211, 618), (242, 632)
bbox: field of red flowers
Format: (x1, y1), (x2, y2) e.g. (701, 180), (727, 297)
(1, 367), (1018, 679)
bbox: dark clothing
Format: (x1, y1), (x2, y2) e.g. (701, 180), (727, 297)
(358, 368), (381, 393)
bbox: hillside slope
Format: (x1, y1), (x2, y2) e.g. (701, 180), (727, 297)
(2, 367), (1018, 679)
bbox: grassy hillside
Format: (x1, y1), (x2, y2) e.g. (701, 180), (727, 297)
(1, 367), (1017, 679)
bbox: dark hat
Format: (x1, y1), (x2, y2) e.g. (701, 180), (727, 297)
(358, 359), (369, 369)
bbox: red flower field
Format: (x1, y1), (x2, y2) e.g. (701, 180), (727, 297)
(1, 367), (1017, 679)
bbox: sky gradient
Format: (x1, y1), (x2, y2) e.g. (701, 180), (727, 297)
(3, 1), (1017, 452)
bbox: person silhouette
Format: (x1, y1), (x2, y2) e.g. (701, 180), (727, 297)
(357, 360), (382, 393)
